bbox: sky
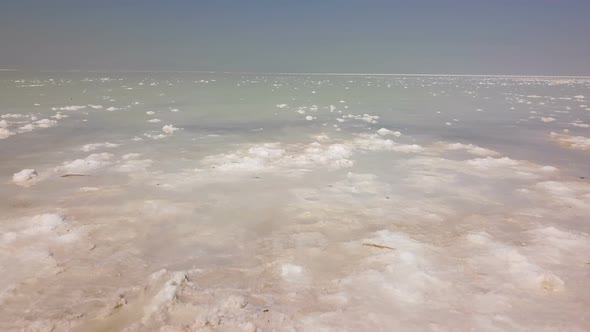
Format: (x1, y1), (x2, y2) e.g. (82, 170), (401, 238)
(1, 0), (589, 75)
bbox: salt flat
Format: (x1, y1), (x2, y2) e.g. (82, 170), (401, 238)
(1, 72), (589, 331)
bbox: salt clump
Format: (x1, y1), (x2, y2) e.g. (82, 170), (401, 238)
(550, 132), (590, 151)
(56, 153), (113, 173)
(0, 128), (14, 139)
(376, 128), (401, 137)
(81, 142), (120, 152)
(12, 169), (38, 184)
(162, 125), (179, 134)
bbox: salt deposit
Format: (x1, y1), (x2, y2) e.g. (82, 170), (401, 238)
(376, 128), (401, 136)
(550, 132), (590, 151)
(55, 153), (113, 173)
(1, 73), (590, 331)
(0, 128), (14, 139)
(81, 142), (120, 152)
(162, 124), (179, 134)
(12, 169), (38, 184)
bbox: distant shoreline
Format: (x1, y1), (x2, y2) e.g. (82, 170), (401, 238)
(2, 69), (590, 79)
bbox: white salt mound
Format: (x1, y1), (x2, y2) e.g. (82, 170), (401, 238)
(376, 128), (401, 137)
(162, 125), (179, 134)
(12, 169), (38, 184)
(0, 128), (14, 139)
(81, 142), (120, 152)
(57, 153), (113, 173)
(35, 119), (57, 128)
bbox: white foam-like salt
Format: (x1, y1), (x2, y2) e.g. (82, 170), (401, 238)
(0, 128), (14, 139)
(51, 105), (87, 111)
(550, 132), (590, 150)
(436, 142), (501, 156)
(162, 125), (179, 134)
(281, 264), (304, 282)
(12, 169), (38, 184)
(34, 119), (57, 128)
(376, 128), (401, 137)
(56, 153), (113, 173)
(81, 142), (120, 152)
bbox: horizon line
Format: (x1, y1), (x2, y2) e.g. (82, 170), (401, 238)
(3, 69), (590, 78)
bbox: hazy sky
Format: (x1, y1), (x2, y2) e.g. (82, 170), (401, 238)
(1, 0), (589, 75)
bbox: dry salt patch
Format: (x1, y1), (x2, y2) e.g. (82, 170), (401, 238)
(550, 132), (590, 151)
(81, 142), (120, 152)
(523, 181), (590, 211)
(198, 134), (425, 175)
(376, 128), (401, 137)
(12, 169), (38, 186)
(404, 156), (557, 180)
(342, 114), (379, 124)
(51, 112), (68, 119)
(335, 230), (446, 313)
(162, 125), (180, 134)
(144, 133), (167, 140)
(0, 128), (14, 139)
(34, 119), (56, 128)
(99, 269), (257, 331)
(54, 153), (114, 174)
(200, 142), (354, 173)
(281, 263), (305, 282)
(434, 142), (501, 157)
(0, 213), (90, 317)
(524, 226), (590, 263)
(1, 114), (24, 119)
(51, 105), (87, 111)
(464, 232), (565, 293)
(352, 134), (424, 152)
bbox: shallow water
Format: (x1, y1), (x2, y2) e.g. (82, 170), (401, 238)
(1, 72), (590, 331)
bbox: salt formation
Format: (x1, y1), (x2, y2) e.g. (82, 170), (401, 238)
(2, 74), (590, 331)
(550, 132), (590, 151)
(81, 142), (120, 152)
(162, 124), (179, 134)
(12, 169), (38, 185)
(376, 128), (401, 136)
(55, 153), (113, 173)
(0, 128), (14, 139)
